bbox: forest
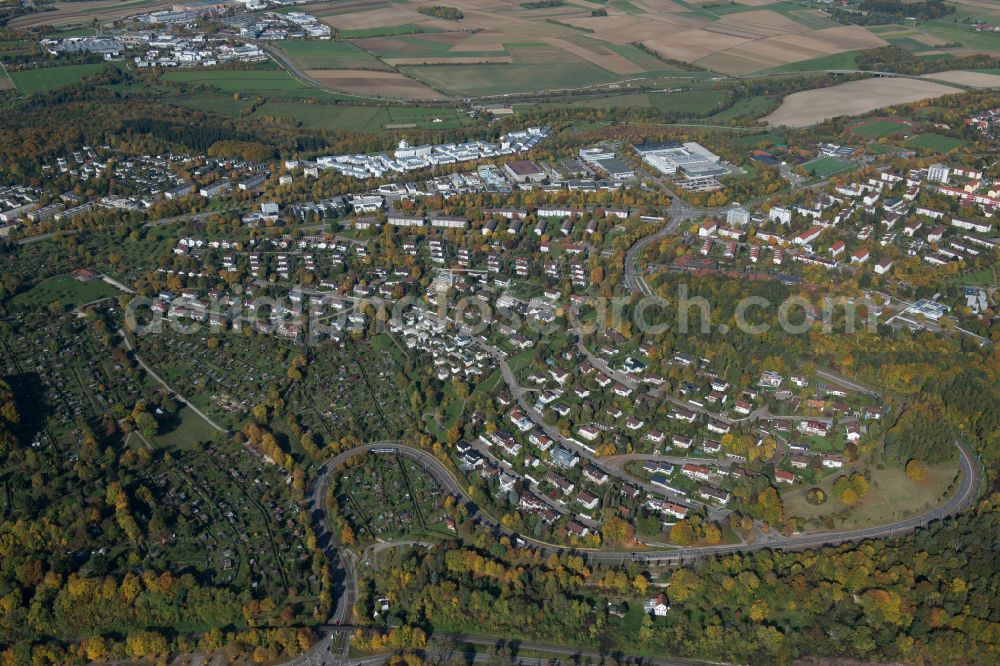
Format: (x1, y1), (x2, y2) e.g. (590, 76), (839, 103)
(360, 496), (1000, 664)
(832, 0), (955, 25)
(856, 46), (1000, 75)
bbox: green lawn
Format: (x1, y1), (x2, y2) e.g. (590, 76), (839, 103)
(906, 133), (966, 153)
(11, 274), (117, 310)
(783, 460), (959, 532)
(849, 119), (911, 138)
(803, 156), (856, 178)
(9, 64), (105, 95)
(866, 142), (906, 155)
(274, 39), (391, 70)
(733, 131), (786, 148)
(153, 405), (220, 451)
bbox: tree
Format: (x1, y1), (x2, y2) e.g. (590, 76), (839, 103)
(638, 612), (654, 643)
(633, 573), (649, 596)
(134, 411), (158, 437)
(905, 459), (927, 482)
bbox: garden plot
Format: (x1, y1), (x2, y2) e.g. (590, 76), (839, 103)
(334, 452), (453, 544)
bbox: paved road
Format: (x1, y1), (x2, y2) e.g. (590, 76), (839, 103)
(317, 435), (979, 565)
(14, 228), (79, 245)
(287, 427), (979, 661)
(343, 628), (717, 665)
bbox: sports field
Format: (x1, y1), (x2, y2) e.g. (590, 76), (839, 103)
(906, 133), (966, 153)
(803, 156), (856, 178)
(848, 118), (912, 138)
(8, 64), (105, 95)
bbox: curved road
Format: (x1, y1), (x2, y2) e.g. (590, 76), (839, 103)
(295, 217), (983, 663)
(316, 436), (979, 565)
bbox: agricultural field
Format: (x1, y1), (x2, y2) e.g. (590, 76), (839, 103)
(920, 69), (1000, 88)
(263, 0), (902, 98)
(7, 0), (176, 28)
(272, 39), (392, 70)
(517, 89), (732, 116)
(0, 38), (34, 61)
(763, 77), (963, 127)
(305, 68), (445, 99)
(803, 156), (856, 178)
(8, 63), (105, 95)
(906, 132), (967, 153)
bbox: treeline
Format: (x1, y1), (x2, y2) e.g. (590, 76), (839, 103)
(360, 497), (1000, 663)
(832, 0), (955, 25)
(416, 5), (464, 20)
(857, 46), (1000, 75)
(120, 118), (263, 155)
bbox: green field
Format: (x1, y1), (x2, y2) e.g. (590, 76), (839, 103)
(707, 94), (776, 122)
(338, 24), (441, 39)
(783, 460), (958, 531)
(849, 119), (911, 138)
(401, 61), (625, 96)
(733, 131), (785, 147)
(906, 133), (966, 153)
(803, 156), (856, 178)
(171, 89), (474, 131)
(919, 17), (1000, 53)
(274, 39), (391, 70)
(357, 33), (505, 60)
(603, 43), (689, 73)
(516, 89), (730, 116)
(11, 274), (117, 310)
(162, 68), (322, 97)
(866, 142), (906, 155)
(764, 50), (862, 73)
(251, 100), (473, 131)
(153, 405), (220, 451)
(9, 64), (105, 95)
